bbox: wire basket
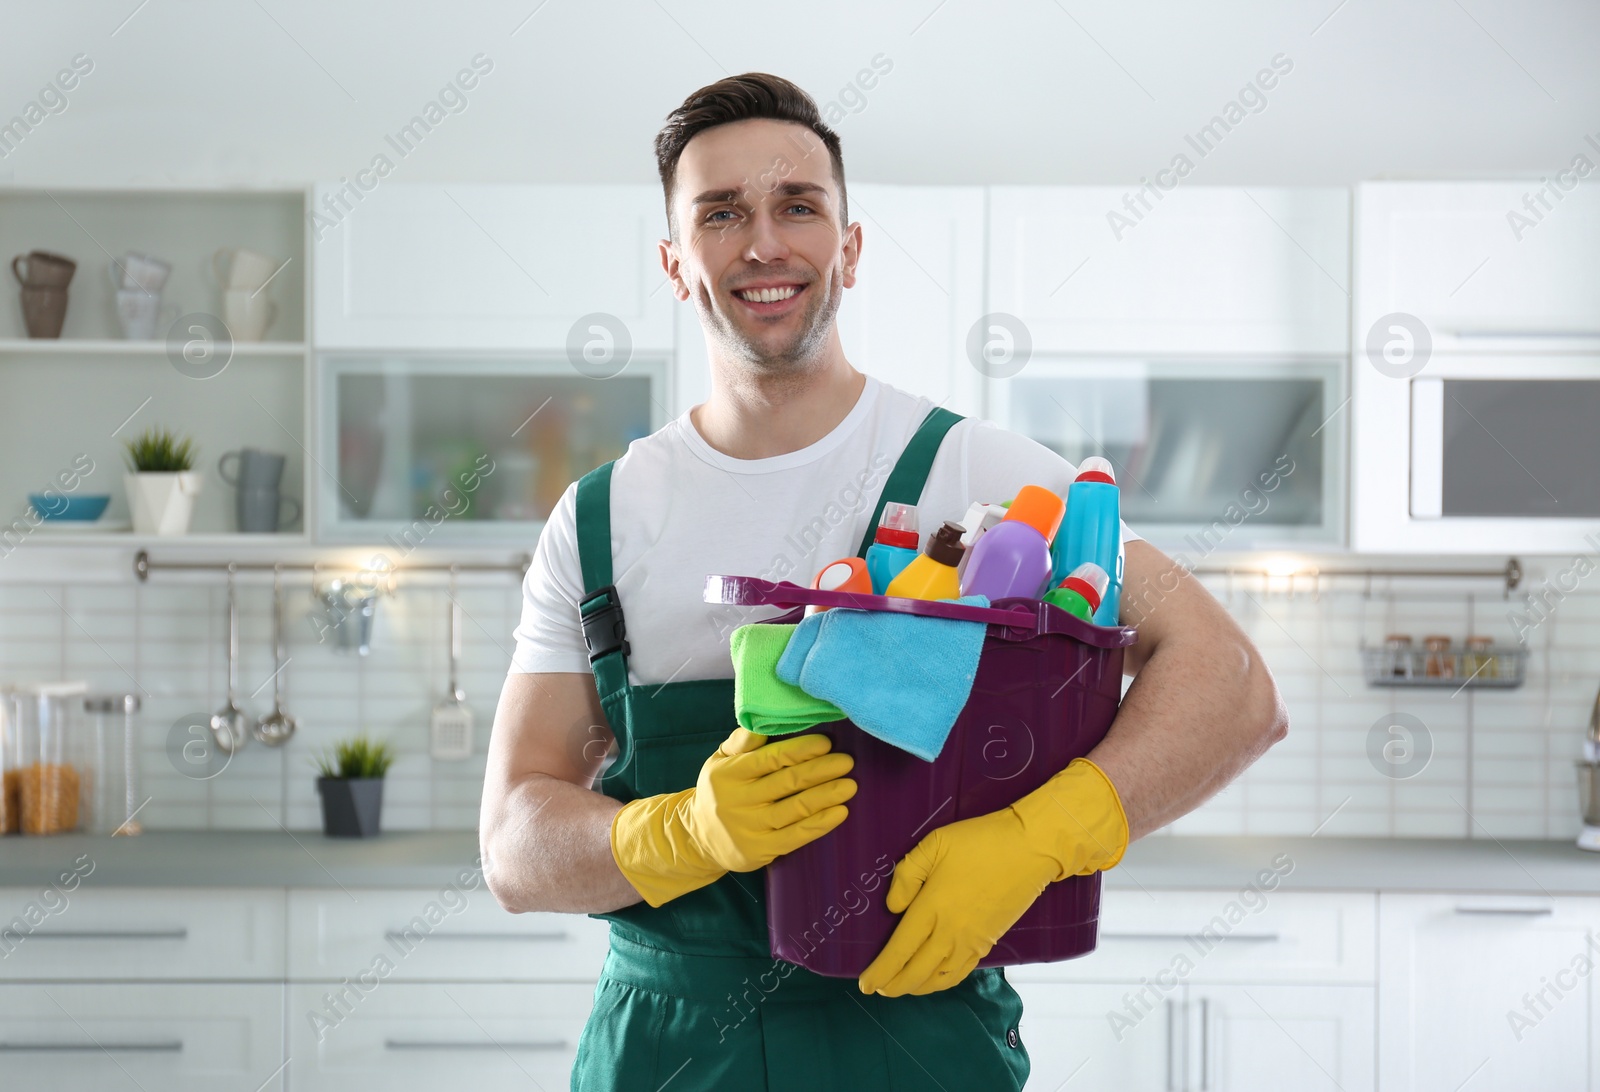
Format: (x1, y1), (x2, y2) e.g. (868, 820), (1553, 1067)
(1360, 645), (1526, 690)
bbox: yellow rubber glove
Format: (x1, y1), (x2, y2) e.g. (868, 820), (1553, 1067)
(611, 727), (856, 907)
(857, 757), (1128, 997)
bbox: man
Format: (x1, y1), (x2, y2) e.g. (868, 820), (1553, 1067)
(481, 72), (1286, 1091)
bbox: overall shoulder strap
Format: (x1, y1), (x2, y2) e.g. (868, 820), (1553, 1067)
(573, 462), (630, 695)
(855, 405), (965, 558)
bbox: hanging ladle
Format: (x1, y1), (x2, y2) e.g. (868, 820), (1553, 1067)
(209, 567), (252, 754)
(254, 568), (296, 746)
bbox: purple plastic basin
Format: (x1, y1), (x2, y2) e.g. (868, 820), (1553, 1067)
(703, 576), (1137, 979)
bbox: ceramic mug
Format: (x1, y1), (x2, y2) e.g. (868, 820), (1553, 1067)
(11, 249), (77, 288)
(115, 288), (178, 340)
(236, 486), (301, 533)
(223, 288), (277, 341)
(212, 247), (277, 293)
(109, 252), (171, 295)
(218, 448), (286, 490)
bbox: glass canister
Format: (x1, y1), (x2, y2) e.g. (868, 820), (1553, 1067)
(15, 681), (90, 835)
(84, 694), (142, 836)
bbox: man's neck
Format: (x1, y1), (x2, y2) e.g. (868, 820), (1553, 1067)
(690, 345), (866, 460)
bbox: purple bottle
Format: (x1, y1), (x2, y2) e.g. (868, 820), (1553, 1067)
(959, 484), (1066, 601)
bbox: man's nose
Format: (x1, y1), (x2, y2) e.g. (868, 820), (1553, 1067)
(742, 209), (791, 264)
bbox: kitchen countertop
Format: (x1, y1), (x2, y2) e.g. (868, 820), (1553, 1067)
(2, 832), (1600, 895)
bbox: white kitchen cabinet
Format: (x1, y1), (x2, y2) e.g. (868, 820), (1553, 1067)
(0, 886), (285, 980)
(1191, 984), (1374, 1092)
(288, 888), (610, 982)
(1012, 980), (1176, 1089)
(287, 981), (594, 1091)
(1378, 893), (1600, 1091)
(836, 184), (986, 416)
(312, 183), (676, 351)
(1355, 181), (1600, 354)
(987, 187), (1350, 356)
(0, 982), (285, 1092)
(1008, 887), (1376, 986)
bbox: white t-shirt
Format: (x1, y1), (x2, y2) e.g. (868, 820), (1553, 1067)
(511, 374), (1142, 687)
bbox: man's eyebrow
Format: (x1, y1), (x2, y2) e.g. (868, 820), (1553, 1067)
(689, 181), (832, 207)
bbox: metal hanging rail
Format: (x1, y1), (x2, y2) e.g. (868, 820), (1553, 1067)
(132, 550), (532, 583)
(1188, 557), (1522, 595)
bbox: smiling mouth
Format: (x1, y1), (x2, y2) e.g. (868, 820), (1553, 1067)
(733, 284), (805, 305)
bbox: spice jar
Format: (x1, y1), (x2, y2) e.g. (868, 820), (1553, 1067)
(1463, 636), (1497, 681)
(16, 681), (90, 835)
(1423, 635), (1454, 679)
(1383, 634), (1415, 679)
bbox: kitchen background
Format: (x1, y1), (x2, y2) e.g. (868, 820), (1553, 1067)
(4, 3), (1600, 1090)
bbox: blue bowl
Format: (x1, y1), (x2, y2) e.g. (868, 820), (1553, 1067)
(29, 493), (111, 521)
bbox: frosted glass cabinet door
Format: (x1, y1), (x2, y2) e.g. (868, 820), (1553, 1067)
(317, 353), (665, 543)
(988, 358), (1345, 551)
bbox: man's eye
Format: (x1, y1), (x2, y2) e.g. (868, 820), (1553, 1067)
(788, 204), (814, 215)
(706, 209), (737, 223)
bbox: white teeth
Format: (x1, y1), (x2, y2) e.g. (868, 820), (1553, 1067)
(737, 285), (799, 303)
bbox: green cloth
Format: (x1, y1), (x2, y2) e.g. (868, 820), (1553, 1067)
(729, 622), (844, 735)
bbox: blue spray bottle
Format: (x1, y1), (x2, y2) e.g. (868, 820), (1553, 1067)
(1051, 456), (1123, 626)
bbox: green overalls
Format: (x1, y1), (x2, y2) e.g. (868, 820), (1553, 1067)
(568, 406), (1031, 1092)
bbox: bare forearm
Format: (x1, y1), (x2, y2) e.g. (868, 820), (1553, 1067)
(1089, 632), (1286, 840)
(481, 773), (641, 914)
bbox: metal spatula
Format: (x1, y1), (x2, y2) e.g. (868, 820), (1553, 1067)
(430, 580), (473, 760)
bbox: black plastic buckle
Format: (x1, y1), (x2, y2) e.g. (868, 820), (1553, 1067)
(580, 585), (630, 663)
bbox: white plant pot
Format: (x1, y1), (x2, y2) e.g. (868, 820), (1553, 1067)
(125, 471), (203, 536)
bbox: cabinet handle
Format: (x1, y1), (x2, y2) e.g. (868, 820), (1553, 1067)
(1101, 931), (1280, 943)
(1199, 997), (1210, 1091)
(0, 929), (188, 941)
(384, 1038), (567, 1052)
(0, 1040), (183, 1053)
(1452, 906), (1554, 917)
(382, 930), (568, 943)
(1165, 999), (1176, 1092)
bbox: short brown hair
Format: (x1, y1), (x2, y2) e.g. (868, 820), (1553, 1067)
(654, 72), (846, 239)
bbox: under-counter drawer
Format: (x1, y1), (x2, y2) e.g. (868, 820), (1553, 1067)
(288, 982), (592, 1091)
(288, 888), (611, 982)
(0, 983), (285, 1091)
(0, 887), (286, 980)
(1008, 888), (1376, 985)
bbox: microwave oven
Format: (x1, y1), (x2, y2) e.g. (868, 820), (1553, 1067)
(1352, 353), (1600, 553)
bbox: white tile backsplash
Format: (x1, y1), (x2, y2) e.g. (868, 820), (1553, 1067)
(2, 561), (1592, 840)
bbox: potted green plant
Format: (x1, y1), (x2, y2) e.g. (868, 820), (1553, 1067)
(123, 428), (201, 535)
(314, 734), (395, 838)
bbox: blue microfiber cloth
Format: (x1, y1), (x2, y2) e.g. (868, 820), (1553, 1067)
(775, 595), (991, 762)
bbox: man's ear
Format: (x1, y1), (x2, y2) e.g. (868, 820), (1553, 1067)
(840, 220), (863, 290)
(658, 238), (691, 302)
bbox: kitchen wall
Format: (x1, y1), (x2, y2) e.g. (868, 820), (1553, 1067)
(8, 1), (1598, 189)
(3, 559), (1589, 840)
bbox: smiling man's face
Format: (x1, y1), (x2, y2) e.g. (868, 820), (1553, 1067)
(661, 118), (861, 376)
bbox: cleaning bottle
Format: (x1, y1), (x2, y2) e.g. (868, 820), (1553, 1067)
(954, 501), (1006, 583)
(864, 501), (921, 595)
(885, 521), (966, 601)
(805, 557), (873, 617)
(1042, 562), (1110, 622)
(959, 485), (1065, 602)
(1051, 457), (1123, 626)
